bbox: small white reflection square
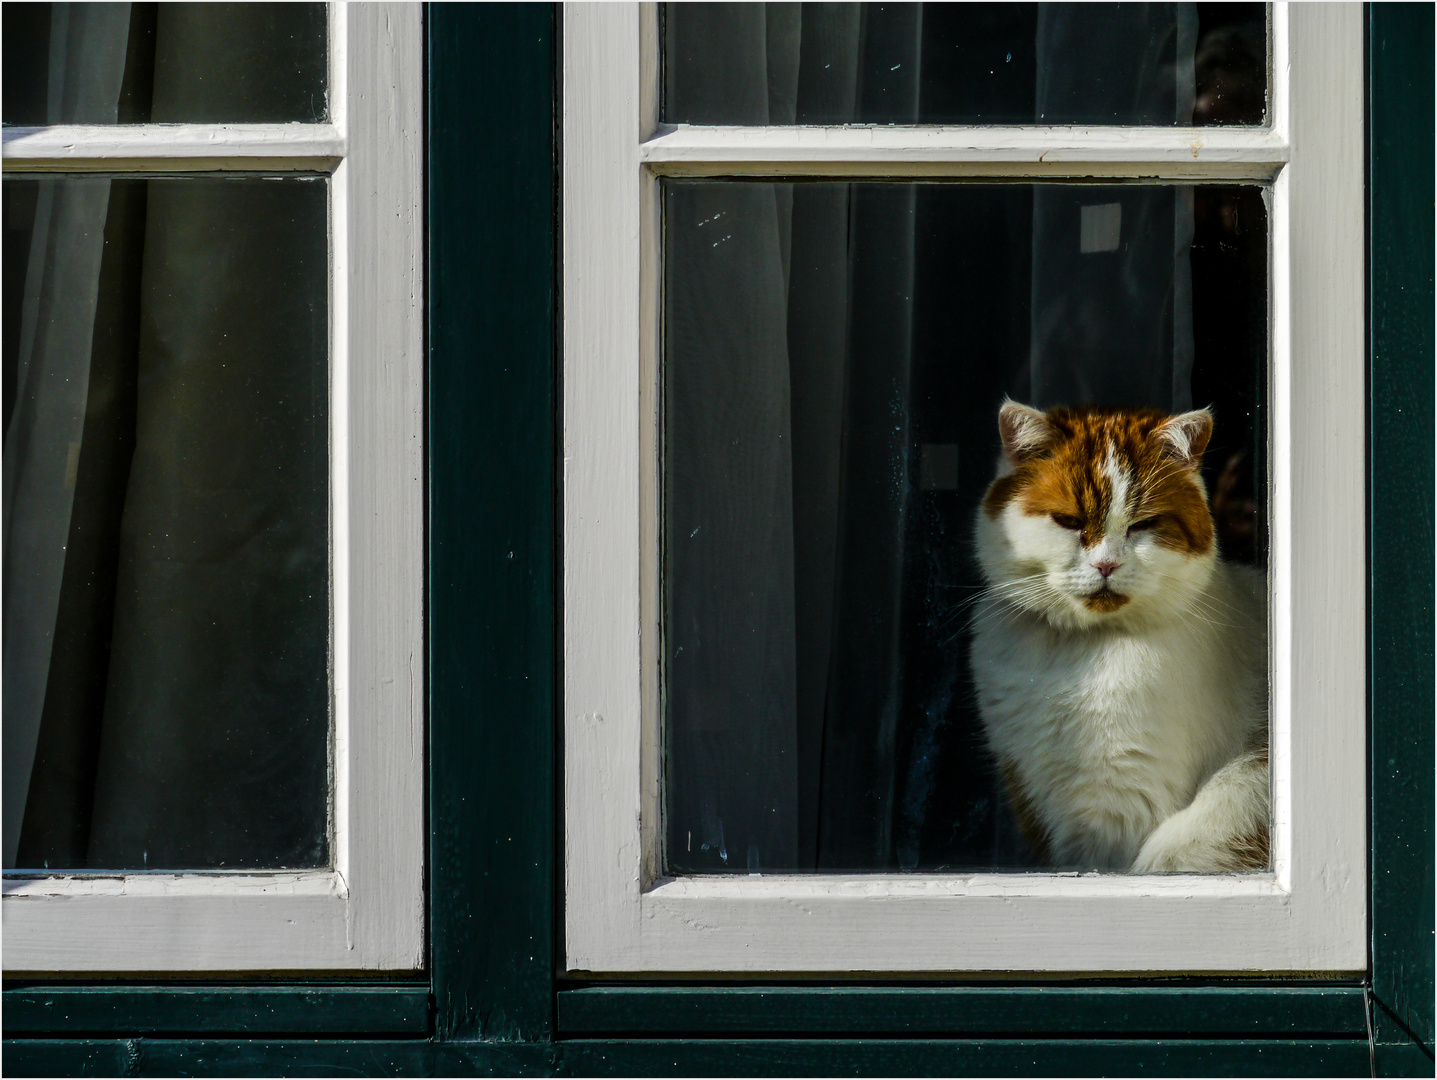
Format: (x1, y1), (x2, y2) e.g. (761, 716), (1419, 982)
(1080, 202), (1122, 253)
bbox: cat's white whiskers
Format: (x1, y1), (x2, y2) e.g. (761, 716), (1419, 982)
(934, 573), (1053, 633)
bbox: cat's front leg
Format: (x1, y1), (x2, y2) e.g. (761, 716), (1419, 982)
(1129, 749), (1269, 874)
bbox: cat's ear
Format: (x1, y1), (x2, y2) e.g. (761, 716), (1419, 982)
(1156, 408), (1214, 467)
(998, 400), (1056, 465)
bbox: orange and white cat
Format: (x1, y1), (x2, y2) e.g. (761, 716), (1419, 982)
(970, 400), (1268, 873)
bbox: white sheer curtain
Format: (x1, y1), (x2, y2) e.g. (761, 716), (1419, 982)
(6, 5), (332, 871)
(2, 3), (130, 866)
(664, 3), (923, 870)
(663, 4), (811, 872)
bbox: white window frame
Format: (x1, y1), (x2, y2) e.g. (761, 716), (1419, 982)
(1, 3), (425, 973)
(563, 2), (1366, 975)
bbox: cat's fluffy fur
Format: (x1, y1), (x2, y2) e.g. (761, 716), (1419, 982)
(969, 401), (1268, 873)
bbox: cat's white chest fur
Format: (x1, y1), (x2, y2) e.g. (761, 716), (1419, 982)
(971, 563), (1265, 869)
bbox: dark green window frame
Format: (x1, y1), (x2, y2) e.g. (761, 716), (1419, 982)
(3, 4), (1430, 1075)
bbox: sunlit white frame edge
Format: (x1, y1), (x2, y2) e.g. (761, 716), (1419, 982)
(562, 1), (1364, 974)
(0, 125), (347, 172)
(0, 2), (426, 974)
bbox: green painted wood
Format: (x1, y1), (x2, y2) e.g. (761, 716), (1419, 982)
(1, 985), (429, 1036)
(1, 1038), (1372, 1078)
(428, 3), (557, 1044)
(1369, 0), (1436, 1058)
(557, 1038), (1372, 1078)
(1, 1040), (137, 1078)
(1374, 996), (1436, 1078)
(1375, 1039), (1436, 1080)
(557, 985), (1367, 1037)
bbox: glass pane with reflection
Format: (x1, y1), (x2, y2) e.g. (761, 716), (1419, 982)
(664, 2), (1267, 127)
(2, 176), (329, 871)
(2, 2), (327, 126)
(663, 180), (1268, 874)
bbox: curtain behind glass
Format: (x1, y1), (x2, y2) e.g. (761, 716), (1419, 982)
(1029, 3), (1198, 411)
(665, 5), (927, 871)
(2, 4), (130, 866)
(5, 177), (329, 872)
(664, 4), (811, 873)
(665, 2), (1259, 127)
(665, 3), (1204, 873)
(4, 6), (330, 870)
(1, 3), (328, 127)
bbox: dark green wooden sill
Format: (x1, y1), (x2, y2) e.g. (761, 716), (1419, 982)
(0, 1036), (1393, 1078)
(556, 985), (1369, 1038)
(5, 1015), (1432, 1079)
(2, 983), (1366, 1039)
(1, 985), (429, 1037)
(10, 984), (1426, 1080)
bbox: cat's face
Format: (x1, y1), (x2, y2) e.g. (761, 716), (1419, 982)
(975, 401), (1217, 630)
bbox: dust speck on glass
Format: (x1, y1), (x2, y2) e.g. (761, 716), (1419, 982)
(1, 4), (331, 874)
(660, 4), (1270, 876)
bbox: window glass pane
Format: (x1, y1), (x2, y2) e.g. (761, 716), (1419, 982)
(2, 3), (328, 126)
(2, 176), (329, 871)
(663, 179), (1268, 874)
(664, 2), (1267, 126)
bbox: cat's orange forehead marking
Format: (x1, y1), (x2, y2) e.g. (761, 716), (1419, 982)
(983, 407), (1214, 557)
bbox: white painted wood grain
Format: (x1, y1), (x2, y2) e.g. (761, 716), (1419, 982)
(339, 0), (426, 972)
(2, 872), (351, 973)
(563, 1), (1367, 974)
(3, 893), (350, 974)
(641, 124), (1290, 179)
(1276, 0), (1366, 959)
(564, 0), (648, 972)
(637, 2), (665, 891)
(2, 2), (425, 974)
(1, 125), (345, 172)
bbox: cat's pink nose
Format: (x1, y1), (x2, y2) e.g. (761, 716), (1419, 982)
(1093, 560), (1119, 578)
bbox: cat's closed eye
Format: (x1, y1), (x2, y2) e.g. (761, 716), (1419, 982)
(1050, 513), (1082, 530)
(1127, 517), (1159, 535)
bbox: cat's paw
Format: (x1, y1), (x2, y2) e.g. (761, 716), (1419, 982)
(1130, 801), (1268, 874)
(1130, 843), (1224, 874)
(1129, 822), (1215, 874)
(1130, 750), (1271, 874)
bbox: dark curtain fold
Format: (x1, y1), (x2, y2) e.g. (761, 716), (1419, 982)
(12, 1), (154, 870)
(83, 176), (329, 870)
(815, 5), (923, 869)
(2, 2), (132, 866)
(664, 5), (804, 873)
(666, 3), (929, 871)
(13, 179), (145, 868)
